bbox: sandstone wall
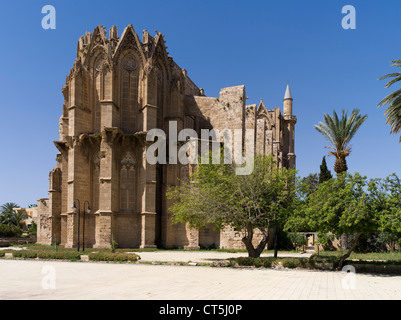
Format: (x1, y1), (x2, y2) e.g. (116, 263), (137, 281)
(37, 199), (51, 245)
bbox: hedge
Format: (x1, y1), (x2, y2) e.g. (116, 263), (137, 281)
(11, 250), (81, 260)
(88, 252), (140, 262)
(230, 257), (277, 268)
(11, 250), (38, 259)
(281, 257), (307, 269)
(37, 251), (82, 260)
(231, 257), (310, 269)
(1, 250), (141, 262)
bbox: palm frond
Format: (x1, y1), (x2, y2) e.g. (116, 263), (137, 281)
(391, 60), (401, 67)
(314, 109), (367, 158)
(384, 95), (401, 137)
(379, 61), (401, 141)
(378, 73), (401, 81)
(385, 74), (401, 88)
(314, 122), (335, 146)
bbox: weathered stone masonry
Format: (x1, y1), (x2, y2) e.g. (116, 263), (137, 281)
(37, 25), (296, 249)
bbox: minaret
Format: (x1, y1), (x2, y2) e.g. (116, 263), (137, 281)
(283, 83), (293, 116)
(283, 83), (296, 169)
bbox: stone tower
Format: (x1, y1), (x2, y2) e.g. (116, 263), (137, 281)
(37, 25), (296, 250)
(283, 83), (297, 169)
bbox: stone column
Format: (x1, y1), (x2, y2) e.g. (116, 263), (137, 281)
(54, 141), (70, 245)
(94, 128), (120, 248)
(139, 147), (158, 248)
(138, 66), (159, 248)
(63, 139), (91, 249)
(64, 142), (78, 249)
(141, 104), (158, 131)
(48, 168), (62, 245)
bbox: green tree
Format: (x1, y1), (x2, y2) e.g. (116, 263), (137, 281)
(378, 60), (401, 141)
(319, 156), (332, 183)
(286, 173), (381, 269)
(378, 174), (401, 238)
(314, 109), (368, 174)
(28, 221), (37, 236)
(296, 174), (319, 200)
(167, 155), (297, 258)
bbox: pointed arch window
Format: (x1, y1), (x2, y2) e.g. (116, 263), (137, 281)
(121, 55), (139, 133)
(120, 152), (136, 212)
(93, 56), (104, 132)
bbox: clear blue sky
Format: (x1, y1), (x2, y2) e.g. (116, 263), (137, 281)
(0, 0), (400, 207)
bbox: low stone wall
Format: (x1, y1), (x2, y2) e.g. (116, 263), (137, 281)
(0, 237), (37, 247)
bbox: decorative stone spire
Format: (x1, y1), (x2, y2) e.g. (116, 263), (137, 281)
(284, 83), (293, 100)
(283, 82), (293, 116)
(109, 25), (118, 40)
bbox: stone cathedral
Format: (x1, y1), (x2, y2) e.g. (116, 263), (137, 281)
(37, 25), (296, 249)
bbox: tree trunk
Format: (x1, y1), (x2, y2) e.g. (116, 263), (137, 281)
(334, 157), (348, 174)
(242, 222), (269, 258)
(340, 233), (348, 250)
(337, 232), (363, 270)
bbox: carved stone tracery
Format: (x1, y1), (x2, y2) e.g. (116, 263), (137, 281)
(123, 56), (137, 72)
(121, 152), (136, 169)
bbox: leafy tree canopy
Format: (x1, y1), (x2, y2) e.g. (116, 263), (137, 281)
(286, 172), (401, 269)
(167, 154), (297, 258)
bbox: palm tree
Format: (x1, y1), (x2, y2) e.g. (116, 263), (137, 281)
(0, 202), (24, 226)
(0, 211), (22, 226)
(314, 109), (368, 174)
(0, 202), (19, 214)
(378, 60), (401, 142)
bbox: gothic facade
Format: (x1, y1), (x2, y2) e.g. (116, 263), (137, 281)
(37, 25), (296, 249)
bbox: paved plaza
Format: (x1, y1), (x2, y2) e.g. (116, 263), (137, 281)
(1, 251), (401, 300)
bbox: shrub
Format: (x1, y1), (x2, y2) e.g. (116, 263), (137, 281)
(309, 254), (340, 269)
(110, 240), (119, 253)
(253, 258), (263, 268)
(276, 231), (309, 251)
(12, 250), (38, 259)
(287, 233), (307, 249)
(88, 252), (140, 262)
(231, 257), (278, 268)
(28, 222), (37, 236)
(277, 230), (296, 250)
(281, 258), (303, 269)
(37, 251), (82, 261)
(0, 224), (23, 237)
(347, 233), (401, 253)
(235, 257), (255, 266)
(263, 257), (277, 268)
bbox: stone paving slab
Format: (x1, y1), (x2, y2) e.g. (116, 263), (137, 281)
(1, 259), (401, 300)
